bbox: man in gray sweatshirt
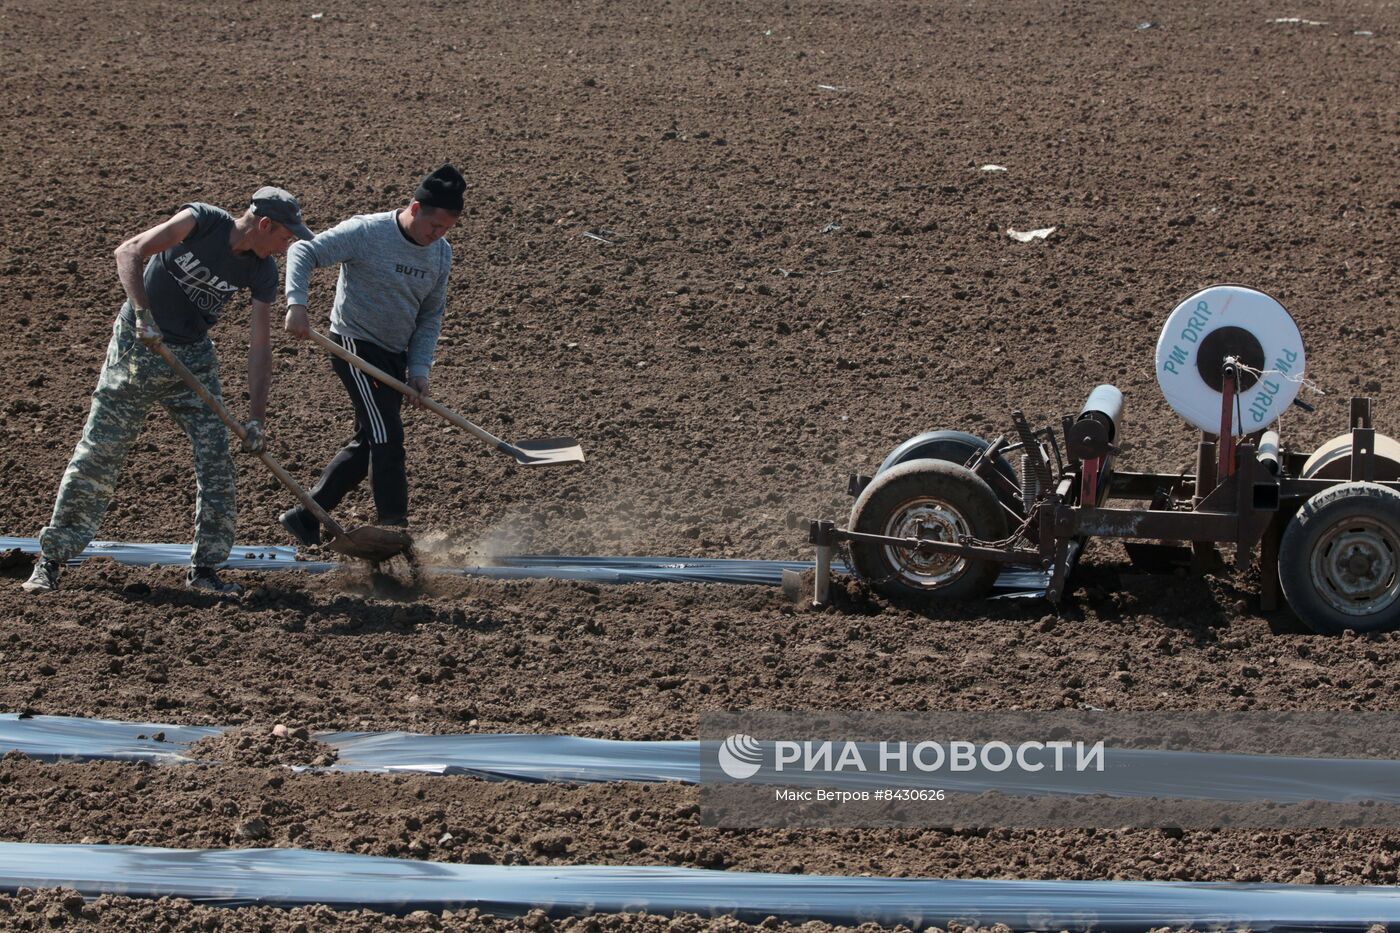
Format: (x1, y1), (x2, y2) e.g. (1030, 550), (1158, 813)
(280, 165), (463, 544)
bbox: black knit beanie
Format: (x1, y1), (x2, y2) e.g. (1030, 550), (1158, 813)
(415, 164), (466, 212)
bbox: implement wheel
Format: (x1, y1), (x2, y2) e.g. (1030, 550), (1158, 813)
(848, 458), (1007, 602)
(876, 429), (1020, 512)
(1279, 482), (1400, 635)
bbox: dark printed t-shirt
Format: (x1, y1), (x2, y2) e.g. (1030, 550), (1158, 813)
(120, 202), (278, 345)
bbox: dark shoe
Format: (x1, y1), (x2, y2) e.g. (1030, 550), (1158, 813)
(186, 566), (242, 596)
(280, 507), (321, 547)
(22, 558), (61, 593)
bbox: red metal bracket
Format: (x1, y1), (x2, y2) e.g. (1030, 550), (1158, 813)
(1080, 456), (1102, 505)
(1217, 365), (1238, 480)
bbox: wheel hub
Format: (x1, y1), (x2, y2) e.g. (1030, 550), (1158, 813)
(882, 498), (969, 588)
(1312, 518), (1400, 616)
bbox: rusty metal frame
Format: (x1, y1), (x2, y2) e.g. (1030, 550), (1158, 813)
(814, 394), (1399, 612)
(828, 527), (1043, 566)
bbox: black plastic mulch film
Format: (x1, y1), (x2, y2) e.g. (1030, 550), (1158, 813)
(0, 535), (1048, 592)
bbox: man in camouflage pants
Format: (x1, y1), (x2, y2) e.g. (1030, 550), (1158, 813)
(25, 188), (314, 596)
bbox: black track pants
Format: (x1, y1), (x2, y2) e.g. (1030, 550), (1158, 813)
(307, 332), (409, 525)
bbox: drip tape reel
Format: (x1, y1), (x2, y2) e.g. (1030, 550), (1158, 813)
(1154, 284), (1305, 434)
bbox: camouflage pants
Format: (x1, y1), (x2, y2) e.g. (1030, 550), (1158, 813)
(39, 317), (235, 566)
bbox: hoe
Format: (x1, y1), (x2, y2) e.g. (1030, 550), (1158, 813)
(149, 339), (413, 564)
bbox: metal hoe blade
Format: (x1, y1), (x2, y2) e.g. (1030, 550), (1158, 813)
(500, 437), (587, 467)
(327, 527), (415, 564)
(306, 329), (586, 468)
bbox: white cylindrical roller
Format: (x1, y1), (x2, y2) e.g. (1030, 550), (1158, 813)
(1302, 433), (1400, 481)
(1257, 430), (1281, 475)
(1069, 384), (1125, 460)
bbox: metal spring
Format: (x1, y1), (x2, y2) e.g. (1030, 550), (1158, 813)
(1020, 453), (1041, 513)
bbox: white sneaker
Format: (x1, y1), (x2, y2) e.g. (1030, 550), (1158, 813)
(22, 559), (61, 593)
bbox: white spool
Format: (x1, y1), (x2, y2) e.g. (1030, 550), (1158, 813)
(1154, 284), (1306, 434)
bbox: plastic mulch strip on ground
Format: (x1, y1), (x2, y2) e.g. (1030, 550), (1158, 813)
(0, 535), (1048, 593)
(0, 715), (218, 765)
(1, 841), (1399, 930)
(0, 715), (696, 782)
(327, 730), (698, 782)
(8, 715), (1400, 804)
(0, 536), (331, 573)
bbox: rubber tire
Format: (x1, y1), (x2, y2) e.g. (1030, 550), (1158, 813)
(875, 429), (1020, 514)
(847, 458), (1008, 602)
(1278, 482), (1400, 635)
(876, 430), (1017, 483)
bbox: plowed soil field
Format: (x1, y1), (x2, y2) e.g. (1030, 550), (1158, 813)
(1, 0), (1398, 928)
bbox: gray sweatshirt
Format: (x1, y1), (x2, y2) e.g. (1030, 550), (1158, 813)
(285, 210), (452, 379)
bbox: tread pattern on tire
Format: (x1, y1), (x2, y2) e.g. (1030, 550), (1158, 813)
(1278, 481), (1400, 635)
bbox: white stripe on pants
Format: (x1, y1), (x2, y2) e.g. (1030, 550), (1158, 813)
(345, 337), (388, 444)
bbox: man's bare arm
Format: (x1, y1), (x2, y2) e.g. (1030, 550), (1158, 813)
(114, 209), (198, 325)
(247, 299), (273, 422)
